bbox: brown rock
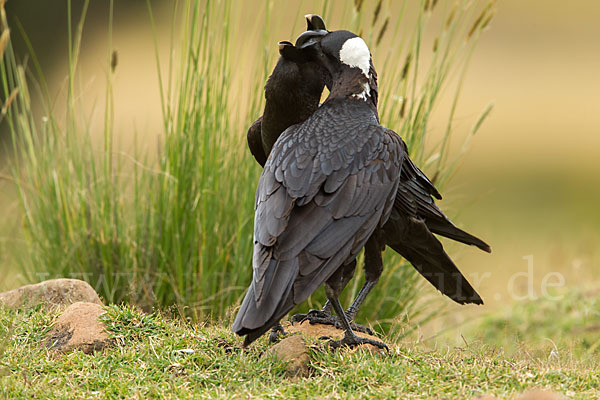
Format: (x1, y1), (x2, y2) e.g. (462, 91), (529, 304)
(286, 320), (386, 353)
(47, 302), (110, 354)
(517, 390), (565, 400)
(0, 279), (102, 309)
(267, 335), (310, 376)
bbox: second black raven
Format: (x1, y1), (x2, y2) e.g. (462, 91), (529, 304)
(247, 15), (329, 167)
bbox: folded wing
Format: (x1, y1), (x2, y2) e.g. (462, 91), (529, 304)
(233, 106), (404, 344)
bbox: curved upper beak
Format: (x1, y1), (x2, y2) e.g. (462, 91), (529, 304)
(294, 13), (328, 49)
(305, 14), (326, 31)
(278, 41), (294, 53)
(295, 29), (328, 49)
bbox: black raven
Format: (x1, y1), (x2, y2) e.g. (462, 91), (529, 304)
(289, 29), (490, 332)
(243, 16), (490, 338)
(233, 29), (407, 350)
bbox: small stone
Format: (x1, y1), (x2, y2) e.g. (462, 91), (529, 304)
(172, 349), (195, 356)
(47, 302), (110, 354)
(267, 335), (310, 376)
(517, 390), (566, 400)
(0, 279), (102, 309)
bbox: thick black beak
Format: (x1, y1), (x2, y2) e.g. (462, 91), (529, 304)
(297, 14), (328, 49)
(278, 40), (307, 63)
(278, 41), (293, 53)
(295, 29), (328, 49)
(305, 14), (326, 31)
(279, 14), (328, 62)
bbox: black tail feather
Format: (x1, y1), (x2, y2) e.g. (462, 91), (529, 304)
(425, 217), (491, 253)
(384, 213), (484, 305)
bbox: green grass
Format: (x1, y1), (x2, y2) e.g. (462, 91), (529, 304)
(0, 300), (598, 399)
(470, 287), (600, 358)
(1, 0), (495, 330)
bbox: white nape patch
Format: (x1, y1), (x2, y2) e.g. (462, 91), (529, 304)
(339, 37), (371, 77)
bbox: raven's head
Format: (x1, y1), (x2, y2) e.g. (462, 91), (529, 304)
(277, 14), (327, 62)
(261, 14), (332, 149)
(276, 14), (332, 91)
(292, 29), (378, 105)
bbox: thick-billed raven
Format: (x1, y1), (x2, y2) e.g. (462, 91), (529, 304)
(238, 21), (490, 347)
(247, 15), (329, 167)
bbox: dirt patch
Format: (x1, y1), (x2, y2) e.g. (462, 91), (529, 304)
(517, 390), (566, 400)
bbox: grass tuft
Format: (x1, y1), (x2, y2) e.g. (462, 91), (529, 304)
(101, 304), (168, 343)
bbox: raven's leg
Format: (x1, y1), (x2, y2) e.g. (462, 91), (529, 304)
(289, 260), (372, 335)
(324, 282), (388, 351)
(290, 260), (355, 321)
(319, 259), (356, 315)
(345, 233), (385, 322)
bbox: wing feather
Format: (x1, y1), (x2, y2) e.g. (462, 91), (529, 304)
(247, 116), (267, 167)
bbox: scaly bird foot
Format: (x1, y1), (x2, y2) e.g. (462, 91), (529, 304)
(328, 331), (389, 352)
(292, 310), (334, 325)
(291, 308), (330, 324)
(268, 324), (289, 344)
(291, 309), (373, 336)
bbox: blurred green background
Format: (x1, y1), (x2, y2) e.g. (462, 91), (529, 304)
(1, 0), (599, 336)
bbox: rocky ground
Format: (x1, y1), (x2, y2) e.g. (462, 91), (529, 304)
(0, 279), (596, 399)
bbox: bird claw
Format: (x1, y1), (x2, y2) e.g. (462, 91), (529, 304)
(291, 310), (373, 336)
(328, 332), (389, 352)
(268, 325), (289, 344)
(349, 322), (373, 336)
(291, 309), (329, 324)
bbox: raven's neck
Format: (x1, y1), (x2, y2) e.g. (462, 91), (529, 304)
(261, 58), (324, 154)
(328, 68), (378, 117)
